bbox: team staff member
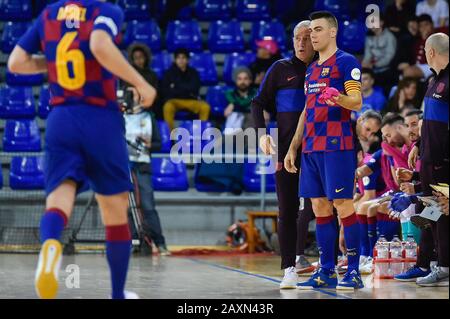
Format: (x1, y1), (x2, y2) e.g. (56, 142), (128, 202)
(252, 20), (316, 289)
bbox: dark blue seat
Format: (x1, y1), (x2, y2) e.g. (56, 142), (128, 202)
(0, 0), (32, 21)
(9, 156), (45, 190)
(338, 19), (366, 54)
(208, 20), (245, 53)
(314, 0), (350, 20)
(117, 0), (150, 21)
(195, 0), (232, 21)
(1, 21), (30, 53)
(243, 158), (276, 192)
(5, 71), (44, 86)
(2, 119), (41, 152)
(166, 20), (203, 52)
(251, 20), (286, 51)
(205, 85), (231, 118)
(194, 163), (233, 192)
(38, 85), (51, 119)
(0, 86), (35, 119)
(176, 5), (193, 20)
(177, 120), (214, 154)
(122, 20), (162, 52)
(223, 52), (255, 84)
(151, 52), (172, 79)
(236, 0), (270, 21)
(151, 157), (189, 191)
(157, 120), (171, 153)
(189, 52), (218, 85)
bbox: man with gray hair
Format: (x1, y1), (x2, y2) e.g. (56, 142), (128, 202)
(414, 32), (449, 287)
(251, 20), (316, 289)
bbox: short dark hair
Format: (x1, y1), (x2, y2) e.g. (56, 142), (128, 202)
(361, 109), (382, 124)
(381, 113), (404, 129)
(309, 11), (338, 29)
(418, 14), (433, 24)
(405, 109), (423, 119)
(362, 67), (375, 79)
(174, 48), (190, 59)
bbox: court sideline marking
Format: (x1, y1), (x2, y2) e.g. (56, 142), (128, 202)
(187, 257), (353, 299)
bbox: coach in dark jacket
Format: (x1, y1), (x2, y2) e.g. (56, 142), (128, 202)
(252, 21), (317, 285)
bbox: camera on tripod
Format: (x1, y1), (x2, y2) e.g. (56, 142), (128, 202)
(117, 88), (137, 114)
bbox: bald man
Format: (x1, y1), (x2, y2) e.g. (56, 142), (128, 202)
(416, 32), (449, 287)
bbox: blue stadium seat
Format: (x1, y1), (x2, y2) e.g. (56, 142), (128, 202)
(2, 119), (41, 152)
(223, 52), (255, 84)
(5, 71), (44, 86)
(122, 20), (162, 52)
(176, 5), (193, 20)
(177, 120), (214, 154)
(9, 156), (45, 190)
(0, 86), (35, 119)
(208, 20), (245, 53)
(0, 21), (30, 53)
(151, 158), (189, 191)
(0, 0), (32, 21)
(251, 20), (287, 51)
(189, 52), (218, 85)
(195, 0), (232, 21)
(151, 52), (173, 79)
(157, 120), (171, 153)
(205, 85), (231, 118)
(117, 0), (150, 21)
(236, 0), (270, 21)
(314, 0), (350, 20)
(243, 158), (276, 192)
(166, 20), (203, 52)
(38, 85), (51, 119)
(338, 19), (366, 54)
(194, 163), (234, 192)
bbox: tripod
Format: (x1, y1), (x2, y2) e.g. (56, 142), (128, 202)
(63, 140), (152, 255)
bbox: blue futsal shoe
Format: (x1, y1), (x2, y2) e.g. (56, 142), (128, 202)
(297, 268), (338, 290)
(394, 265), (431, 282)
(336, 269), (364, 291)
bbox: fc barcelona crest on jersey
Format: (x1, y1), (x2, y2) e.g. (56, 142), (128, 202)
(321, 67), (331, 77)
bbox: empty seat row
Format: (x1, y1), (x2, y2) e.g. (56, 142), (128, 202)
(3, 155), (275, 192)
(0, 85), (51, 120)
(122, 19), (287, 53)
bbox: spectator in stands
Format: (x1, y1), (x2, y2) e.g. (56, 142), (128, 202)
(385, 77), (421, 114)
(399, 14), (436, 79)
(124, 103), (171, 256)
(223, 67), (258, 134)
(162, 48), (210, 131)
(362, 14), (398, 95)
(359, 68), (387, 115)
(415, 0), (449, 28)
(384, 0), (416, 36)
(125, 43), (161, 118)
(249, 38), (283, 88)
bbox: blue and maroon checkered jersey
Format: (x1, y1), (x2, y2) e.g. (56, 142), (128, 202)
(302, 49), (362, 153)
(17, 0), (124, 110)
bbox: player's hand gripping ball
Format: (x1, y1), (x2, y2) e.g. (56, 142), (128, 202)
(318, 87), (340, 105)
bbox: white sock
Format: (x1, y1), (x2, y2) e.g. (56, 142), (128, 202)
(296, 255), (301, 263)
(440, 267), (449, 274)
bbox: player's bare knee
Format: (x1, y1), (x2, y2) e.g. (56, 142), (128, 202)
(333, 199), (354, 217)
(311, 198), (333, 216)
(96, 192), (129, 226)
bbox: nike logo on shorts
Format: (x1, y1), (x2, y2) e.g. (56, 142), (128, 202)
(335, 188), (345, 193)
(287, 76), (297, 82)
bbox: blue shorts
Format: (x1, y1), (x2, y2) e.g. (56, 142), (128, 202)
(44, 105), (133, 196)
(299, 150), (356, 200)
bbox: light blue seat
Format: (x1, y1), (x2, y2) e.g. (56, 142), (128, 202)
(208, 20), (245, 53)
(2, 119), (41, 152)
(122, 20), (162, 52)
(151, 158), (189, 191)
(166, 20), (203, 52)
(0, 86), (35, 119)
(189, 52), (218, 85)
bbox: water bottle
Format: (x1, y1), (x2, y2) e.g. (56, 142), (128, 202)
(404, 235), (417, 269)
(374, 235), (389, 277)
(390, 235), (403, 276)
